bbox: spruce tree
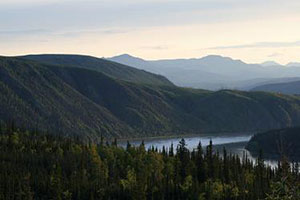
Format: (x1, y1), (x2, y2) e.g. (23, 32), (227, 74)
(169, 143), (174, 157)
(223, 147), (229, 184)
(196, 141), (205, 182)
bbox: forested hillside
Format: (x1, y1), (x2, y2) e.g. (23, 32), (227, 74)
(246, 127), (300, 161)
(2, 56), (300, 140)
(22, 54), (173, 86)
(0, 125), (299, 200)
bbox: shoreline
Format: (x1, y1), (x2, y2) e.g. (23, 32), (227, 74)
(116, 131), (255, 142)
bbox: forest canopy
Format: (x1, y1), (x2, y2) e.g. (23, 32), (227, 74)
(0, 123), (299, 200)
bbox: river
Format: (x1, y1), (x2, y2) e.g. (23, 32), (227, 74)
(120, 134), (278, 168)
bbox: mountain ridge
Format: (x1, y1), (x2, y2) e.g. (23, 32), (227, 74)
(2, 55), (300, 141)
(261, 61), (282, 67)
(108, 54), (300, 90)
(21, 54), (174, 87)
(251, 80), (300, 95)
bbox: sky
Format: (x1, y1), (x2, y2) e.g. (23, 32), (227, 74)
(0, 0), (300, 64)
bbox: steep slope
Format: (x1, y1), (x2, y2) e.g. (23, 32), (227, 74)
(246, 127), (300, 161)
(0, 57), (134, 140)
(251, 80), (300, 95)
(2, 56), (300, 140)
(21, 54), (173, 86)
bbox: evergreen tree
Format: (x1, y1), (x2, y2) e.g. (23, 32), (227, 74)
(206, 139), (214, 179)
(223, 147), (229, 184)
(0, 124), (299, 200)
(169, 143), (174, 157)
(112, 138), (118, 146)
(177, 138), (189, 182)
(196, 141), (206, 182)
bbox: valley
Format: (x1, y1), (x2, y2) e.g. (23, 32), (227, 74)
(2, 55), (300, 142)
(2, 0), (300, 198)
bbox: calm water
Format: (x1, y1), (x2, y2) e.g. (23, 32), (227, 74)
(120, 134), (278, 168)
(122, 135), (251, 150)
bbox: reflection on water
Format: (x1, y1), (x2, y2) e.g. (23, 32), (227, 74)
(121, 134), (278, 168)
(213, 141), (278, 168)
(123, 135), (251, 150)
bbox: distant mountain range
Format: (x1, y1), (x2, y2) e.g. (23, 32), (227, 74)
(286, 62), (300, 67)
(260, 61), (281, 67)
(108, 54), (300, 91)
(251, 80), (300, 95)
(2, 54), (300, 140)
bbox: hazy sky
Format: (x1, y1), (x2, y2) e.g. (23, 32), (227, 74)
(1, 0), (300, 64)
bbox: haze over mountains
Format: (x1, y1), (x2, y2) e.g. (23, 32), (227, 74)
(251, 80), (300, 95)
(2, 54), (300, 140)
(108, 54), (300, 91)
(260, 61), (282, 67)
(286, 62), (300, 67)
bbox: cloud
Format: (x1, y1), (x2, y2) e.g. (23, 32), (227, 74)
(56, 28), (133, 38)
(1, 0), (299, 33)
(0, 29), (51, 36)
(0, 28), (133, 39)
(208, 40), (300, 50)
(140, 45), (169, 50)
(268, 53), (283, 57)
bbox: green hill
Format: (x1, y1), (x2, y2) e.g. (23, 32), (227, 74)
(21, 54), (173, 86)
(246, 127), (300, 161)
(2, 55), (300, 141)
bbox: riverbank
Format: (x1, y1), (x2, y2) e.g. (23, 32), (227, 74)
(116, 131), (255, 143)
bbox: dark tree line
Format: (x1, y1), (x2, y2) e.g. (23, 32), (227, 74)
(0, 123), (299, 200)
